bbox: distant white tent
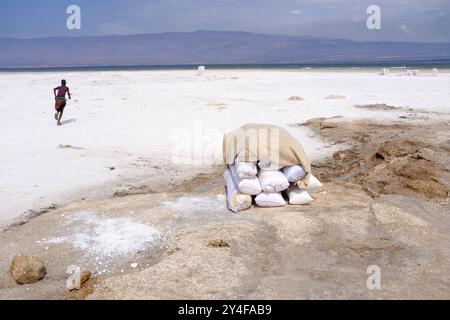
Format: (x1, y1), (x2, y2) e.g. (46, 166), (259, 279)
(198, 65), (206, 75)
(379, 68), (390, 76)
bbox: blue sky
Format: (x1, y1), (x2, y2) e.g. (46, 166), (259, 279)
(1, 0), (449, 42)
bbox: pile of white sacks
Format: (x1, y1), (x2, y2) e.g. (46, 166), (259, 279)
(224, 160), (323, 212)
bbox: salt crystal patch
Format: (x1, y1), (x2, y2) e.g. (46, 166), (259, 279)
(47, 211), (160, 258)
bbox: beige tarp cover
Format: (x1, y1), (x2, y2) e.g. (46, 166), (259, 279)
(223, 123), (311, 187)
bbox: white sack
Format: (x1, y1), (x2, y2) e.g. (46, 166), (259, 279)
(255, 192), (286, 207)
(230, 165), (262, 195)
(224, 169), (252, 212)
(282, 165), (306, 183)
(286, 186), (314, 205)
(258, 170), (290, 192)
(304, 174), (323, 190)
(235, 160), (258, 179)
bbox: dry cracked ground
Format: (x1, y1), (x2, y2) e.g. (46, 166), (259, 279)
(1, 114), (449, 300)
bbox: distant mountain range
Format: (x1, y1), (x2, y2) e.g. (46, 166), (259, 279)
(1, 30), (450, 68)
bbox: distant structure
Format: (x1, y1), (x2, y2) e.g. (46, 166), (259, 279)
(198, 66), (206, 75)
(387, 67), (438, 77)
(397, 68), (421, 77)
(378, 68), (390, 76)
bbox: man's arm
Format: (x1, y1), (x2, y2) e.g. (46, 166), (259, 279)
(53, 87), (58, 98)
(67, 88), (71, 100)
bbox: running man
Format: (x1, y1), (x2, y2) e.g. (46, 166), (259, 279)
(53, 79), (71, 126)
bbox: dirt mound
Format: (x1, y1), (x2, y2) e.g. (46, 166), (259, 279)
(360, 142), (448, 199)
(373, 138), (422, 159)
(309, 118), (450, 199)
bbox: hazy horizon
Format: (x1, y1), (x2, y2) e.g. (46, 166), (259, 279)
(2, 29), (450, 44)
(2, 29), (450, 68)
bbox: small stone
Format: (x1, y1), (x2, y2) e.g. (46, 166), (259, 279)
(10, 254), (47, 285)
(130, 263), (139, 269)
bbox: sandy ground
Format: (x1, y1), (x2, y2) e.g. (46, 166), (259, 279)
(0, 69), (449, 299)
(0, 114), (449, 299)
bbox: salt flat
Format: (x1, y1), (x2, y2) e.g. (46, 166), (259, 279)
(0, 69), (449, 227)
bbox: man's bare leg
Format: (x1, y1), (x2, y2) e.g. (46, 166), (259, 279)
(57, 110), (63, 126)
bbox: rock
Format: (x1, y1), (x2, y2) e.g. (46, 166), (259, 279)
(130, 263), (139, 269)
(10, 254), (46, 285)
(288, 96), (304, 101)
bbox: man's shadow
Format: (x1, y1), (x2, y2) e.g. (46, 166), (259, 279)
(60, 119), (76, 125)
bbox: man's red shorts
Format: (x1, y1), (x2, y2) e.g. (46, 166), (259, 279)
(55, 97), (66, 111)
